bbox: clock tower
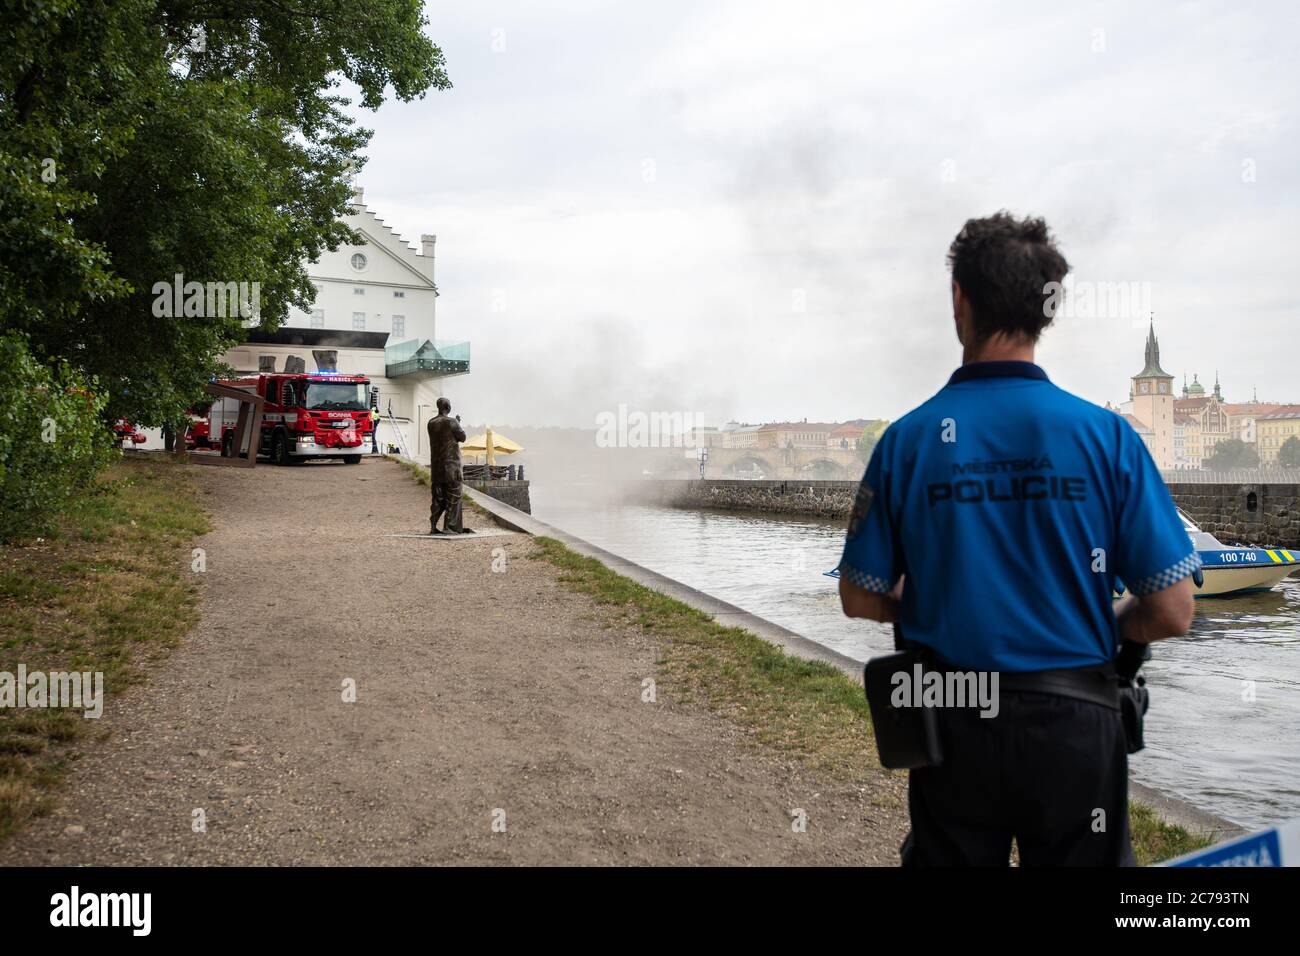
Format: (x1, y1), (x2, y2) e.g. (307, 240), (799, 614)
(1129, 318), (1174, 468)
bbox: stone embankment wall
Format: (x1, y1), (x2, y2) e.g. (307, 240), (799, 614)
(632, 479), (856, 520)
(467, 479), (531, 514)
(1167, 483), (1299, 550)
(634, 479), (1300, 548)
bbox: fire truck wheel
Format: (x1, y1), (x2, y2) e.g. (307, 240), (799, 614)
(343, 455), (362, 465)
(272, 432), (291, 467)
(221, 433), (234, 458)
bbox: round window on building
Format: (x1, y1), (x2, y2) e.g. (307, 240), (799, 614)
(351, 252), (368, 271)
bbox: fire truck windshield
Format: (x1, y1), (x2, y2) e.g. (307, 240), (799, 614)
(303, 381), (369, 411)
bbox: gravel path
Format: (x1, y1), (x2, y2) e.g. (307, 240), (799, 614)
(4, 457), (906, 865)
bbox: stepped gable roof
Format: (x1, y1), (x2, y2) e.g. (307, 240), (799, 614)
(343, 190), (436, 286)
(351, 193), (423, 255)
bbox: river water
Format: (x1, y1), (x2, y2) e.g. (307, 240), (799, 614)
(530, 482), (1300, 831)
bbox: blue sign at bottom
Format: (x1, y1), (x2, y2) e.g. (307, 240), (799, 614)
(1165, 819), (1298, 867)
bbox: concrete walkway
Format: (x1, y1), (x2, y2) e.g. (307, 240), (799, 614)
(4, 457), (906, 865)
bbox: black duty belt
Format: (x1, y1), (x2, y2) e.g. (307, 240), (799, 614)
(894, 628), (1124, 712)
(995, 667), (1121, 711)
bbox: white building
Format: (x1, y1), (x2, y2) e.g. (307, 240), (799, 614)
(218, 188), (468, 457)
(721, 423), (763, 449)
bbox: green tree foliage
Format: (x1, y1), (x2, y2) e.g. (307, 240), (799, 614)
(0, 334), (116, 541)
(1278, 435), (1300, 468)
(856, 431), (878, 464)
(1, 0), (450, 427)
(0, 1), (149, 331)
(855, 420), (889, 464)
(1206, 438), (1259, 471)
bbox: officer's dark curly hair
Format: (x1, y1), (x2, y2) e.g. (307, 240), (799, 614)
(946, 211), (1070, 343)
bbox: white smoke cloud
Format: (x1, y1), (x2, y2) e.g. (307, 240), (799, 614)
(355, 0), (1300, 424)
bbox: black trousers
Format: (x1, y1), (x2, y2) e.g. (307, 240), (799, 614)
(902, 690), (1135, 867)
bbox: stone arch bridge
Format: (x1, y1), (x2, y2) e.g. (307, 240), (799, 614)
(700, 445), (864, 480)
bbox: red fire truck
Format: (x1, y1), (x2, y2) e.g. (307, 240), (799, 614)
(182, 402), (213, 450)
(111, 420), (148, 447)
(205, 372), (374, 465)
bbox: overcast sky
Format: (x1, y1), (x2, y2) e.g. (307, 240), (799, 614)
(348, 0), (1298, 428)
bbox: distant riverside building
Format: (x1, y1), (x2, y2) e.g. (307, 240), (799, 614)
(717, 419), (886, 453)
(219, 187), (468, 455)
(758, 421), (838, 450)
(686, 424), (722, 447)
(1108, 321), (1295, 470)
(828, 422), (863, 449)
(1174, 389), (1230, 468)
(1224, 398), (1286, 446)
(721, 422), (763, 449)
(1122, 413), (1156, 460)
(1172, 413), (1194, 469)
(1258, 409), (1300, 463)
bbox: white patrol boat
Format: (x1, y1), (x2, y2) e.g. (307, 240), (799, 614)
(1171, 509), (1300, 598)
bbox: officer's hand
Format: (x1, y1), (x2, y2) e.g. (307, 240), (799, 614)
(839, 577), (899, 623)
(1116, 577), (1194, 644)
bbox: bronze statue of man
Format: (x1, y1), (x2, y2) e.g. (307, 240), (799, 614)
(427, 397), (472, 534)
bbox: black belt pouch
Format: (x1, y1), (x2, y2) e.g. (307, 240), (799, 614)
(863, 647), (944, 770)
(1118, 676), (1150, 754)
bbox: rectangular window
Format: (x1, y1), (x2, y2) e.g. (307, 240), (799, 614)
(354, 287), (365, 296)
(393, 291), (405, 298)
(352, 312), (366, 330)
(392, 314), (405, 338)
(310, 309), (324, 329)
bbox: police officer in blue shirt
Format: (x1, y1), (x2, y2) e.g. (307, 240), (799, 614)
(839, 212), (1198, 867)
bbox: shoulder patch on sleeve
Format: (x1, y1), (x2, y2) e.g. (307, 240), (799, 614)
(847, 481), (874, 539)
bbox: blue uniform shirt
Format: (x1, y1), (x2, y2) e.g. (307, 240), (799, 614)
(838, 361), (1199, 672)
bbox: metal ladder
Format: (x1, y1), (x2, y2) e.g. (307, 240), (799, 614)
(383, 400), (410, 458)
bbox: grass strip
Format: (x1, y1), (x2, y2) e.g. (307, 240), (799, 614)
(0, 457), (209, 842)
